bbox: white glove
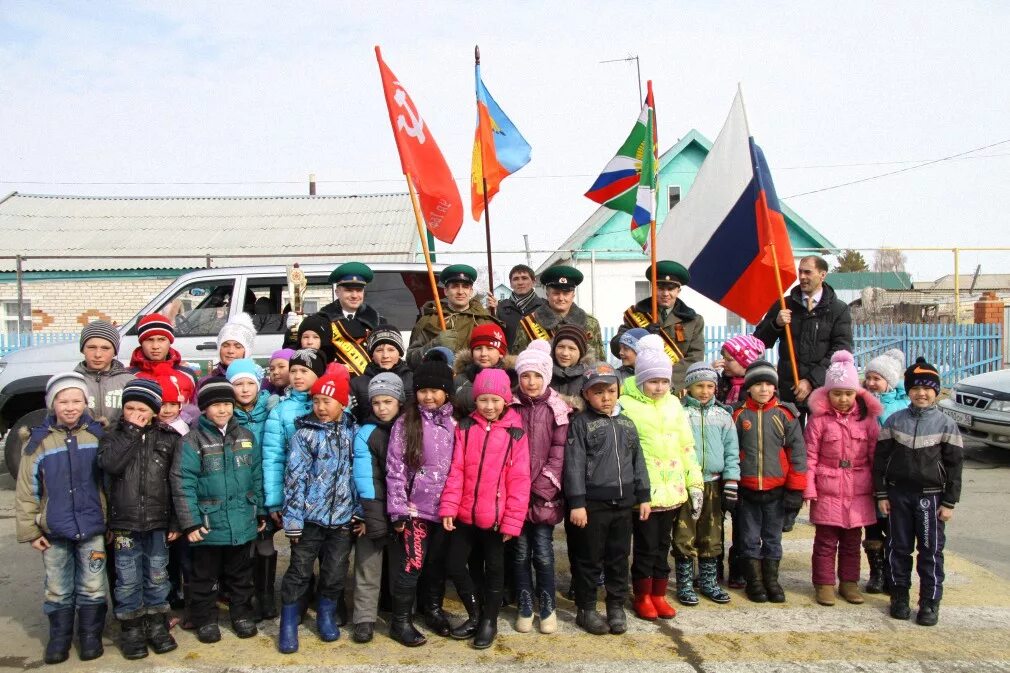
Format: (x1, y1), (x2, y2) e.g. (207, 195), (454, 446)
(286, 312), (302, 329)
(689, 489), (704, 521)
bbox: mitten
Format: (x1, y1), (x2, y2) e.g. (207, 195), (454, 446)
(689, 489), (704, 520)
(721, 481), (738, 514)
(286, 312), (302, 329)
(783, 489), (804, 513)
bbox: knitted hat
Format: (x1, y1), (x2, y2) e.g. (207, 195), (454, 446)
(552, 324), (588, 359)
(904, 356), (941, 394)
(635, 348), (672, 387)
(619, 327), (650, 353)
(636, 334), (664, 354)
(684, 362), (719, 387)
(122, 378), (162, 414)
(582, 362), (618, 392)
(137, 313), (174, 344)
(365, 326), (404, 356)
(824, 350), (859, 392)
(289, 348), (327, 378)
(79, 320), (120, 354)
(722, 334), (765, 369)
(297, 313), (334, 344)
(369, 372), (405, 403)
(744, 359), (778, 390)
(515, 339), (553, 387)
(423, 346), (456, 367)
(217, 313), (256, 355)
(310, 374), (350, 406)
(865, 348), (905, 390)
(470, 323), (507, 357)
(197, 377), (235, 410)
(226, 358), (264, 385)
(270, 348), (296, 363)
(473, 368), (513, 404)
(156, 372), (188, 404)
(45, 372), (90, 410)
(413, 361), (455, 396)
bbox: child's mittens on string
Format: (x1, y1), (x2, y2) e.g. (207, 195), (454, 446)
(689, 489), (704, 520)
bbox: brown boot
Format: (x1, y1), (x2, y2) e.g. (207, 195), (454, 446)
(814, 584), (836, 606)
(838, 581), (864, 604)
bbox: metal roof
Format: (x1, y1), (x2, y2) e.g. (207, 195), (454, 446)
(825, 271), (912, 291)
(0, 192), (420, 272)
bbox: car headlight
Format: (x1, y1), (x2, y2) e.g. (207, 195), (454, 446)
(988, 400), (1010, 413)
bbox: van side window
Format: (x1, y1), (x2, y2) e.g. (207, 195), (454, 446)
(128, 279), (235, 337)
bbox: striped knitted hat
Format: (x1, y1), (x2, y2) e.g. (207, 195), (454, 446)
(744, 359), (778, 390)
(122, 378), (163, 414)
(722, 334), (765, 370)
(137, 313), (175, 344)
(79, 320), (121, 354)
(366, 326), (405, 356)
(684, 361), (719, 387)
(198, 377), (236, 410)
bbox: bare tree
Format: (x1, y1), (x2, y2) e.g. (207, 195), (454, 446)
(872, 248), (908, 273)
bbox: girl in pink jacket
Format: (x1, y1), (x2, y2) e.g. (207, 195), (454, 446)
(440, 368), (531, 650)
(804, 351), (882, 607)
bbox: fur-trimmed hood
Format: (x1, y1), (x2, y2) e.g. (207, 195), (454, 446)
(807, 385), (883, 421)
(453, 348), (517, 380)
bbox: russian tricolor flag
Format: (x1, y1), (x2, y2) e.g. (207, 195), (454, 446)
(655, 90), (796, 324)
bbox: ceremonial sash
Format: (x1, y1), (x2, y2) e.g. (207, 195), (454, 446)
(331, 320), (371, 376)
(623, 308), (683, 364)
(519, 314), (553, 343)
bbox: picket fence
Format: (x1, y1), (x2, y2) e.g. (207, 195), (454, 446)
(0, 331), (79, 357)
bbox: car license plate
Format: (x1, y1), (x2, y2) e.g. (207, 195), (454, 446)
(944, 409), (973, 427)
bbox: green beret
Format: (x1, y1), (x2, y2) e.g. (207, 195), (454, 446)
(439, 264), (477, 286)
(540, 265), (583, 288)
(329, 262), (373, 286)
(647, 260), (690, 286)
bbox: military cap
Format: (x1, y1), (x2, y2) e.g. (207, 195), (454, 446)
(329, 262), (374, 286)
(646, 260), (691, 286)
(540, 265), (583, 289)
(439, 264), (477, 286)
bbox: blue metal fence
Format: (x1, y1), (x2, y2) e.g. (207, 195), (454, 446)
(0, 332), (80, 356)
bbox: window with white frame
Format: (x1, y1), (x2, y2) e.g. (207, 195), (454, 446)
(2, 300), (31, 334)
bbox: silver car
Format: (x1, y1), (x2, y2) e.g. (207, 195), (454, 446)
(939, 369), (1010, 449)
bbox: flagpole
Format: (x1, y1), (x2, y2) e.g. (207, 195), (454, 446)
(647, 80), (659, 323)
(475, 45), (495, 293)
(406, 172), (447, 331)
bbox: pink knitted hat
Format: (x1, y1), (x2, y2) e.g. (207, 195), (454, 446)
(824, 350), (860, 391)
(472, 368), (513, 404)
(722, 334), (765, 369)
(515, 339), (553, 386)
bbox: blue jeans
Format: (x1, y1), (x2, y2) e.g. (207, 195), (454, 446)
(111, 529), (171, 620)
(737, 488), (785, 560)
(42, 534), (108, 614)
(513, 523), (556, 619)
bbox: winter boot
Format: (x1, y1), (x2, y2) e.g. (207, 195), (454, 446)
(315, 597), (340, 642)
(232, 616), (258, 639)
(145, 613), (177, 654)
(389, 591), (426, 647)
(352, 622), (374, 643)
(605, 600), (627, 635)
(196, 623), (221, 644)
(761, 558), (786, 603)
(889, 587), (911, 620)
(631, 578), (657, 620)
(698, 557), (731, 603)
(916, 598), (940, 626)
(863, 541), (885, 594)
(651, 577), (677, 618)
(538, 611), (557, 634)
(76, 603), (107, 661)
(727, 549), (746, 589)
(118, 618), (149, 660)
(421, 597), (451, 637)
(814, 584), (836, 606)
(575, 607), (609, 635)
(839, 581), (864, 604)
(278, 603), (300, 654)
(674, 558), (699, 606)
(744, 558), (768, 603)
(449, 593), (481, 640)
(254, 552), (279, 621)
(473, 617), (498, 649)
(43, 608), (74, 665)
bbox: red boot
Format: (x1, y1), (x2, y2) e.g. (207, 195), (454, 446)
(650, 578), (677, 619)
(632, 578), (658, 620)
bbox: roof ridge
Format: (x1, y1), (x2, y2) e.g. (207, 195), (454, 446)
(10, 192), (410, 201)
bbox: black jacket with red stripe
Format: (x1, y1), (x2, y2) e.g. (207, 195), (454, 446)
(733, 397), (807, 492)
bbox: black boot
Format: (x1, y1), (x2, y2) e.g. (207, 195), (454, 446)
(421, 598), (451, 637)
(44, 608), (74, 665)
(119, 618), (149, 660)
(605, 600), (627, 635)
(916, 598), (940, 626)
(77, 603), (107, 661)
(254, 552), (279, 621)
(864, 541), (885, 594)
(575, 607), (609, 635)
(761, 558), (785, 603)
(744, 559), (768, 603)
(145, 613), (177, 655)
(890, 587), (911, 620)
(473, 591), (501, 649)
(388, 593), (426, 647)
(449, 593), (481, 640)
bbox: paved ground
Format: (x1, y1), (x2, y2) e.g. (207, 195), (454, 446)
(0, 440), (1008, 671)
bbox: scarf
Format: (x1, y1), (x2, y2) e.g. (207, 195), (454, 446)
(512, 289), (538, 314)
(725, 376), (745, 404)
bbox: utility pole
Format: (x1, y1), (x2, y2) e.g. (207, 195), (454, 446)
(309, 173), (317, 196)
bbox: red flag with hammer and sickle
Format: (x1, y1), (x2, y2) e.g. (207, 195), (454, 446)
(375, 47), (463, 244)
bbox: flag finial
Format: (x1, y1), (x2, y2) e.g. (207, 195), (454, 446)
(475, 45), (481, 65)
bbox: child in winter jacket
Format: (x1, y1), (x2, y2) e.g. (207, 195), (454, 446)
(803, 351), (881, 607)
(874, 357), (963, 627)
(170, 378), (266, 644)
(676, 362), (740, 606)
(452, 323), (516, 418)
(198, 313), (256, 387)
(620, 342), (703, 621)
(128, 315), (198, 423)
(714, 333), (765, 404)
(287, 312), (338, 364)
(564, 363), (650, 637)
(74, 320), (135, 423)
(384, 360), (457, 647)
(511, 340), (569, 635)
(97, 379), (182, 659)
(265, 348), (294, 395)
(549, 325), (595, 399)
(277, 374), (361, 653)
(350, 373), (403, 643)
(16, 373), (109, 665)
(349, 327), (413, 424)
(440, 368), (531, 650)
(732, 360), (806, 604)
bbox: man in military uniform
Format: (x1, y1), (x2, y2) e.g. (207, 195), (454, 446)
(406, 264), (501, 369)
(611, 260), (705, 392)
(510, 265), (603, 357)
(487, 264), (546, 349)
(319, 262), (385, 376)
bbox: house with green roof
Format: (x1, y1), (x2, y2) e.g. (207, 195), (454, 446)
(537, 129), (836, 329)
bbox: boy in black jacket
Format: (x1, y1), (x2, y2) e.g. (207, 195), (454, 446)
(564, 363), (650, 636)
(97, 379), (182, 659)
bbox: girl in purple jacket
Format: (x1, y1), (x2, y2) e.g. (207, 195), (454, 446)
(803, 351), (882, 607)
(511, 340), (569, 635)
(384, 361), (456, 648)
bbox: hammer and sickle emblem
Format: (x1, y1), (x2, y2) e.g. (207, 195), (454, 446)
(393, 84), (426, 143)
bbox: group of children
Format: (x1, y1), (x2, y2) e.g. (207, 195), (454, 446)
(16, 309), (964, 664)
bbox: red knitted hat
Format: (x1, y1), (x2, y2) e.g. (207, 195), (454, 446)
(137, 313), (175, 344)
(470, 323), (507, 356)
(310, 374), (349, 406)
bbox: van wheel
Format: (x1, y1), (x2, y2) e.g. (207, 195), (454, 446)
(3, 409), (48, 476)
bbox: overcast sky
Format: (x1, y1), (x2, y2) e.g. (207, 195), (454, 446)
(2, 2), (1008, 282)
